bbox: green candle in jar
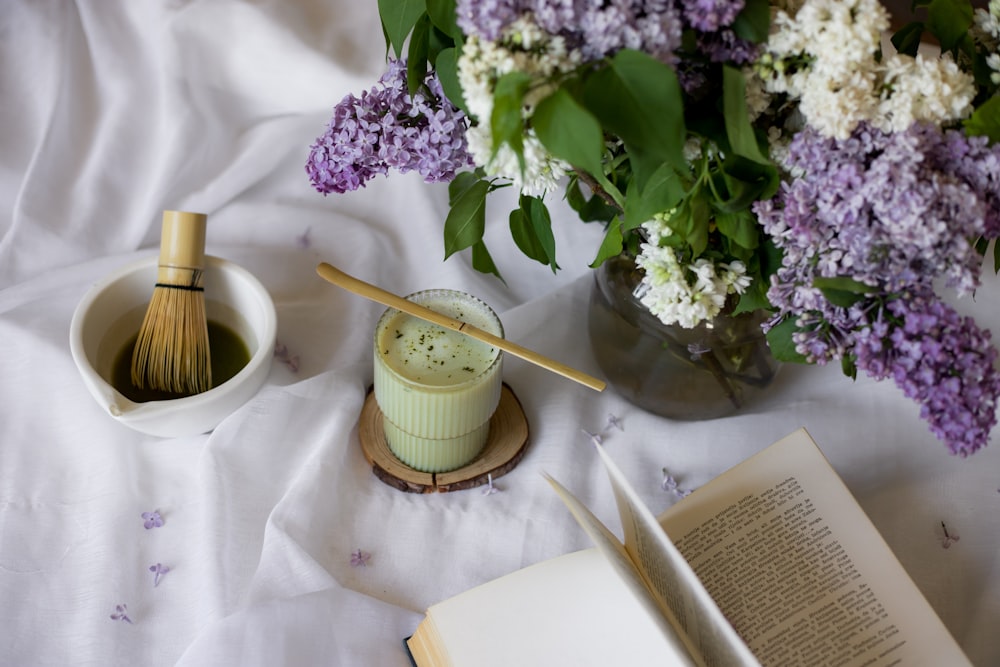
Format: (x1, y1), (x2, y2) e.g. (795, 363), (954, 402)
(373, 290), (504, 473)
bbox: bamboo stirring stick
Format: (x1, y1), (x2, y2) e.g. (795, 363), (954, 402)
(316, 262), (606, 392)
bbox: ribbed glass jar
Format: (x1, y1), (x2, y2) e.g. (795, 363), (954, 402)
(373, 289), (503, 472)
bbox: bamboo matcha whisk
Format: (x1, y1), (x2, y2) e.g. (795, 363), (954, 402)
(131, 210), (212, 395)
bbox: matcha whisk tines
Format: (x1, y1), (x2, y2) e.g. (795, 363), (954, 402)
(316, 262), (606, 392)
(131, 210), (212, 395)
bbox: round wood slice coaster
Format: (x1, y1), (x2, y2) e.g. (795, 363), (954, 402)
(358, 383), (529, 493)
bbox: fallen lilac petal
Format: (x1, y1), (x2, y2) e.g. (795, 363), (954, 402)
(110, 604), (133, 624)
(141, 511), (163, 529)
(149, 563), (171, 587)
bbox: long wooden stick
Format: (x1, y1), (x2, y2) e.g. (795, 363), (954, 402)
(316, 262), (606, 392)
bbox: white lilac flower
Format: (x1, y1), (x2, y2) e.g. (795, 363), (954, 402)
(970, 3), (1000, 82)
(764, 0), (978, 140)
(875, 54), (976, 133)
(635, 217), (751, 329)
(795, 68), (880, 140)
(988, 53), (1000, 84)
(457, 14), (580, 196)
(743, 66), (771, 121)
(465, 124), (565, 195)
(974, 1), (1000, 45)
(764, 0), (888, 136)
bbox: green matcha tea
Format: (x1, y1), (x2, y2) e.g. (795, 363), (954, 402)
(112, 320), (251, 402)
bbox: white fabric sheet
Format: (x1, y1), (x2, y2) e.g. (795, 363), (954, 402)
(1, 2), (998, 665)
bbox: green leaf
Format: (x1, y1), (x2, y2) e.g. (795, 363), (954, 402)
(765, 318), (808, 364)
(812, 276), (874, 294)
(759, 237), (783, 282)
(426, 0), (460, 39)
(433, 47), (468, 115)
(841, 354), (858, 380)
(731, 279), (770, 315)
(443, 178), (489, 259)
(623, 163), (685, 231)
(509, 196), (559, 271)
(626, 143), (674, 194)
(723, 66), (769, 165)
(733, 240), (778, 315)
(686, 196), (711, 257)
(378, 0), (427, 59)
(583, 50), (687, 176)
(975, 236), (989, 257)
(666, 195), (710, 257)
(995, 238), (1000, 275)
(590, 220), (625, 268)
(819, 288), (865, 308)
(567, 179), (621, 223)
(964, 96), (1000, 143)
(491, 71), (532, 167)
(715, 155), (780, 212)
(715, 210), (759, 251)
(891, 21), (925, 56)
(534, 88), (626, 210)
(448, 172), (482, 204)
(731, 0), (771, 44)
(471, 241), (505, 282)
(927, 0), (973, 53)
(406, 14), (431, 96)
(427, 24), (451, 63)
(813, 277), (873, 308)
(509, 207), (543, 264)
(533, 89), (605, 177)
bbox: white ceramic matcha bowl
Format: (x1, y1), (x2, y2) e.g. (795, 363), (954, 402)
(69, 255), (276, 437)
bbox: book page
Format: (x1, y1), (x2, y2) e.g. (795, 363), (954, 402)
(658, 428), (971, 667)
(588, 442), (761, 667)
(419, 548), (698, 667)
(545, 475), (700, 667)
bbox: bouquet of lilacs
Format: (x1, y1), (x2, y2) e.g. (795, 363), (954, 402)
(306, 0), (1000, 456)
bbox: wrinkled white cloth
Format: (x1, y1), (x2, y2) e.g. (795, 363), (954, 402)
(1, 2), (999, 666)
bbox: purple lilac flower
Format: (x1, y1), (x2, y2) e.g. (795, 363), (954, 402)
(456, 0), (684, 64)
(455, 0), (525, 41)
(754, 121), (1000, 455)
(572, 1), (683, 63)
(919, 125), (1000, 239)
(851, 291), (1000, 457)
(455, 0), (754, 76)
(693, 28), (759, 64)
(756, 123), (997, 326)
(681, 0), (745, 32)
(306, 60), (471, 195)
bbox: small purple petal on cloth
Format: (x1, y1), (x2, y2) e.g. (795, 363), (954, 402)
(110, 604), (133, 624)
(350, 549), (372, 567)
(141, 511), (163, 530)
(149, 563), (170, 587)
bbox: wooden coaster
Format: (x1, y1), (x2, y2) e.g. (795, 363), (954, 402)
(358, 383), (529, 493)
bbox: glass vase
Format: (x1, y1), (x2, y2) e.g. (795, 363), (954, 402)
(587, 253), (779, 420)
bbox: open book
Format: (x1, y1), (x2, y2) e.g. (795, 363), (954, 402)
(405, 428), (970, 667)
